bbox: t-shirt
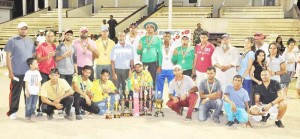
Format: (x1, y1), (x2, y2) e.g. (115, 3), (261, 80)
(266, 55), (285, 82)
(72, 75), (92, 97)
(110, 42), (134, 69)
(4, 36), (35, 75)
(125, 34), (141, 64)
(24, 70), (42, 95)
(199, 78), (222, 95)
(194, 43), (215, 72)
(254, 80), (281, 104)
(91, 80), (117, 102)
(169, 75), (195, 97)
(225, 85), (250, 108)
(108, 19), (117, 29)
(238, 50), (255, 80)
(161, 44), (177, 70)
(252, 62), (264, 85)
(73, 38), (97, 67)
(137, 36), (162, 66)
(171, 46), (195, 70)
(95, 38), (115, 65)
(40, 78), (72, 100)
(282, 51), (296, 72)
(130, 70), (153, 90)
(36, 42), (56, 74)
(56, 43), (77, 75)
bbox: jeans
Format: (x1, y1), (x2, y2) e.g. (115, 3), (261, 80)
(242, 79), (252, 105)
(25, 95), (38, 117)
(37, 72), (49, 113)
(224, 102), (248, 123)
(95, 93), (119, 115)
(113, 68), (130, 97)
(95, 65), (112, 80)
(198, 98), (223, 121)
(156, 70), (174, 99)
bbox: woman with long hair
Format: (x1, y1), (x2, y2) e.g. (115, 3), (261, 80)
(276, 36), (285, 55)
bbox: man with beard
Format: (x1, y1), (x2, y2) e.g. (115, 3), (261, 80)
(5, 22), (35, 120)
(55, 29), (78, 85)
(73, 27), (99, 81)
(36, 29), (57, 117)
(212, 34), (239, 92)
(36, 30), (46, 45)
(125, 23), (141, 64)
(111, 32), (134, 97)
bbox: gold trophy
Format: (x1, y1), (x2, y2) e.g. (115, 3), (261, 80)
(121, 80), (133, 117)
(105, 96), (113, 119)
(114, 95), (121, 118)
(154, 91), (164, 117)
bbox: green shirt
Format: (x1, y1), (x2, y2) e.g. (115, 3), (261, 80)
(72, 75), (92, 97)
(137, 35), (162, 66)
(172, 46), (195, 70)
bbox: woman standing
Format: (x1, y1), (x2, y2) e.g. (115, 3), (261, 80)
(276, 36), (285, 55)
(282, 38), (296, 97)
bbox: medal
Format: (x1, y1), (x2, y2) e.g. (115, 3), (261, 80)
(201, 57), (204, 61)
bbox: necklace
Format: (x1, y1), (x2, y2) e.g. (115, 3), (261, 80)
(99, 80), (108, 95)
(102, 38), (108, 56)
(146, 35), (154, 49)
(80, 40), (87, 55)
(181, 46), (188, 63)
(164, 43), (171, 60)
(206, 79), (215, 94)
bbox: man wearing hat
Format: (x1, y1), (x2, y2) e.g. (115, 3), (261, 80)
(95, 26), (115, 80)
(125, 23), (141, 64)
(166, 65), (198, 120)
(129, 62), (153, 93)
(55, 29), (78, 85)
(5, 22), (35, 120)
(36, 29), (46, 45)
(212, 34), (239, 92)
(254, 32), (269, 56)
(137, 22), (162, 89)
(73, 27), (99, 81)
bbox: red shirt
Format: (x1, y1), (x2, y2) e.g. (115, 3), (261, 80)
(36, 42), (56, 74)
(194, 42), (215, 72)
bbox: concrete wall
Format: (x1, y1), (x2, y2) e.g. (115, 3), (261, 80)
(66, 4), (93, 17)
(68, 0), (79, 8)
(94, 0), (145, 13)
(0, 9), (11, 23)
(48, 0), (57, 9)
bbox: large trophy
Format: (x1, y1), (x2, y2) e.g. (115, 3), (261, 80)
(139, 84), (153, 116)
(113, 95), (121, 118)
(154, 91), (164, 117)
(105, 96), (113, 119)
(121, 80), (133, 117)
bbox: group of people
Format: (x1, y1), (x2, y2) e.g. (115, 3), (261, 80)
(4, 20), (297, 128)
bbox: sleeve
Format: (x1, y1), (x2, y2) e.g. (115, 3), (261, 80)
(279, 55), (285, 64)
(72, 76), (78, 83)
(275, 80), (282, 92)
(40, 84), (48, 97)
(198, 81), (205, 93)
(23, 72), (30, 82)
(110, 47), (116, 61)
(35, 44), (43, 56)
(137, 38), (143, 55)
(171, 47), (178, 64)
(157, 38), (163, 66)
(72, 46), (77, 64)
(244, 90), (250, 102)
(4, 38), (13, 53)
(224, 85), (231, 95)
(248, 51), (255, 60)
(38, 72), (42, 81)
(55, 44), (63, 56)
(211, 49), (218, 66)
(168, 80), (175, 95)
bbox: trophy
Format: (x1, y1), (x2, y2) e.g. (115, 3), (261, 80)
(105, 96), (113, 119)
(154, 91), (164, 117)
(139, 86), (153, 116)
(114, 95), (121, 118)
(121, 80), (133, 117)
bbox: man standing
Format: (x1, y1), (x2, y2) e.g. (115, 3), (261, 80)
(198, 66), (222, 123)
(212, 34), (239, 92)
(5, 22), (35, 120)
(95, 26), (115, 79)
(56, 29), (77, 85)
(251, 70), (287, 128)
(40, 69), (74, 120)
(137, 22), (162, 88)
(254, 32), (269, 56)
(35, 30), (57, 117)
(36, 30), (46, 45)
(125, 23), (141, 64)
(111, 32), (134, 97)
(166, 65), (198, 120)
(223, 75), (251, 127)
(73, 27), (99, 81)
(156, 32), (175, 99)
(193, 23), (204, 46)
(108, 15), (117, 40)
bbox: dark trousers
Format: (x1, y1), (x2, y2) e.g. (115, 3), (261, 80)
(109, 29), (116, 40)
(143, 62), (157, 88)
(74, 92), (100, 115)
(37, 72), (49, 113)
(78, 66), (94, 81)
(41, 96), (74, 116)
(7, 75), (25, 116)
(113, 68), (130, 97)
(60, 74), (73, 86)
(183, 69), (193, 77)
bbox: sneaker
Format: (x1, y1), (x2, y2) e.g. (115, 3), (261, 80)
(275, 120), (285, 128)
(64, 115), (72, 120)
(37, 112), (43, 117)
(234, 118), (240, 124)
(25, 117), (32, 123)
(261, 113), (270, 122)
(193, 108), (199, 112)
(47, 114), (53, 120)
(226, 121), (234, 126)
(80, 110), (86, 115)
(185, 116), (192, 120)
(212, 117), (220, 124)
(76, 115), (83, 120)
(9, 113), (17, 120)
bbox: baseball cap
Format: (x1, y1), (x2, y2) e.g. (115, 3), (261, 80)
(173, 65), (182, 70)
(222, 34), (230, 39)
(17, 22), (28, 29)
(135, 61), (143, 66)
(64, 29), (73, 35)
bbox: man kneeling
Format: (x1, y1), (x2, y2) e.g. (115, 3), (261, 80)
(250, 70), (287, 128)
(40, 69), (74, 120)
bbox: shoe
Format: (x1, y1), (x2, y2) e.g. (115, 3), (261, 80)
(25, 117), (32, 123)
(80, 110), (86, 115)
(76, 115), (83, 120)
(177, 108), (184, 116)
(219, 111), (224, 116)
(234, 118), (240, 124)
(9, 113), (17, 120)
(185, 116), (192, 120)
(212, 117), (220, 124)
(64, 115), (72, 120)
(47, 114), (53, 120)
(58, 110), (64, 114)
(226, 121), (234, 126)
(261, 113), (270, 122)
(193, 108), (199, 112)
(37, 112), (43, 117)
(275, 120), (285, 128)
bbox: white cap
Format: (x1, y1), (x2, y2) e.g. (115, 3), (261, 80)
(39, 30), (44, 32)
(173, 65), (182, 70)
(17, 22), (28, 29)
(134, 61), (143, 66)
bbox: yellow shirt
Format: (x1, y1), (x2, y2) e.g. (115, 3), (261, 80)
(40, 78), (73, 100)
(91, 80), (117, 102)
(94, 38), (115, 65)
(130, 70), (153, 90)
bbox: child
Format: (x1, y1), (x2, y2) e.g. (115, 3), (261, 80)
(24, 58), (42, 122)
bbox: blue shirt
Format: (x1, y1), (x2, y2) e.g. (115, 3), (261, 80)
(238, 51), (255, 79)
(225, 85), (250, 108)
(110, 43), (134, 69)
(4, 36), (35, 75)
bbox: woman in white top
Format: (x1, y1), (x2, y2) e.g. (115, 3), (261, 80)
(282, 38), (296, 97)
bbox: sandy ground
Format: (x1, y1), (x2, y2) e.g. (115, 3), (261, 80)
(0, 67), (300, 139)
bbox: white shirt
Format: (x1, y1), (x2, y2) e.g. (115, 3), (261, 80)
(162, 43), (177, 70)
(256, 42), (269, 56)
(36, 36), (46, 45)
(266, 55), (285, 82)
(125, 34), (141, 64)
(24, 70), (42, 95)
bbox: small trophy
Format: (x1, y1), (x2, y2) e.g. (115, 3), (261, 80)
(154, 91), (164, 117)
(105, 96), (113, 119)
(114, 95), (121, 118)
